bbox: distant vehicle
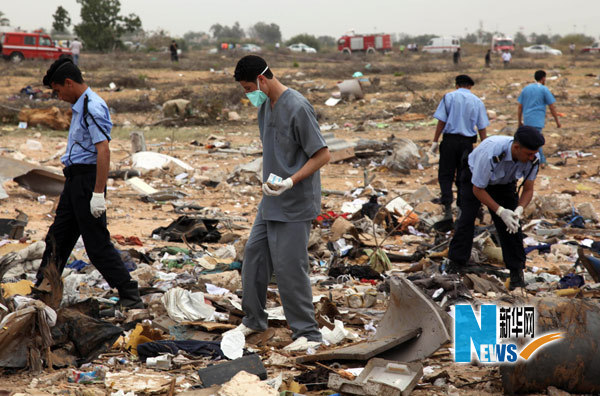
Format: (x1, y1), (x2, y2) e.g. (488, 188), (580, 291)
(123, 41), (147, 51)
(240, 43), (261, 52)
(1, 31), (72, 62)
(337, 33), (392, 54)
(581, 42), (600, 53)
(288, 43), (317, 53)
(491, 36), (514, 53)
(523, 44), (562, 56)
(422, 37), (460, 53)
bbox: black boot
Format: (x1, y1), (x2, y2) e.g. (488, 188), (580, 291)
(509, 269), (526, 290)
(442, 258), (465, 274)
(117, 280), (145, 309)
(443, 204), (453, 220)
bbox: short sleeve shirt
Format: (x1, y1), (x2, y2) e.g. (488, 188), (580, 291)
(70, 41), (82, 55)
(258, 89), (327, 222)
(518, 83), (556, 128)
(61, 87), (112, 166)
(468, 136), (539, 188)
(433, 88), (489, 137)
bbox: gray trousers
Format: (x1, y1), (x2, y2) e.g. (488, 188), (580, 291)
(241, 210), (322, 342)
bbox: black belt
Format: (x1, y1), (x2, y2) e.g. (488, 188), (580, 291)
(63, 164), (96, 178)
(443, 133), (477, 143)
(486, 182), (517, 191)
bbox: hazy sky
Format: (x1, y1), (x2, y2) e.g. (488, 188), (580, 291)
(3, 0), (599, 40)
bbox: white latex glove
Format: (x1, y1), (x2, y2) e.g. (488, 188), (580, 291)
(496, 206), (519, 234)
(430, 142), (439, 154)
(262, 177), (293, 197)
(514, 206), (524, 219)
(90, 192), (106, 218)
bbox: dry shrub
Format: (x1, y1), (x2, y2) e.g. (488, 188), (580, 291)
(395, 76), (427, 91)
(155, 87), (194, 103)
(410, 99), (438, 115)
(503, 59), (545, 70)
(309, 61), (369, 79)
(190, 86), (246, 123)
(152, 86), (245, 125)
(120, 51), (233, 72)
(0, 98), (69, 124)
(89, 73), (149, 89)
(0, 106), (20, 124)
(157, 86), (243, 109)
(0, 58), (53, 78)
(107, 94), (156, 113)
(0, 65), (37, 77)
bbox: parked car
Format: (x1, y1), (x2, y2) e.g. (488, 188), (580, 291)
(422, 37), (460, 53)
(1, 31), (72, 62)
(240, 43), (261, 52)
(581, 42), (600, 53)
(123, 41), (147, 52)
(523, 45), (562, 55)
(288, 43), (317, 53)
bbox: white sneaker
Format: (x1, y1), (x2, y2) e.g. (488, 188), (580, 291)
(223, 323), (258, 338)
(283, 336), (321, 352)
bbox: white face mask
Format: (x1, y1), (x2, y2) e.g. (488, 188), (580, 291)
(246, 66), (269, 107)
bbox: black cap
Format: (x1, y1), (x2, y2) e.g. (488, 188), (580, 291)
(455, 74), (474, 86)
(514, 125), (545, 150)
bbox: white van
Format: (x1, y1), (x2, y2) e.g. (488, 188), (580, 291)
(422, 37), (460, 53)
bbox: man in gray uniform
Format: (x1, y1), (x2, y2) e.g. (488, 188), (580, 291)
(227, 55), (330, 351)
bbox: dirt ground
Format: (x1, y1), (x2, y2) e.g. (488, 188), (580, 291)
(0, 47), (599, 395)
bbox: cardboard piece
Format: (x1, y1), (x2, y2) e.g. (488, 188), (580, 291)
(330, 217), (357, 241)
(181, 321), (237, 332)
(1, 279), (34, 297)
(328, 358), (423, 396)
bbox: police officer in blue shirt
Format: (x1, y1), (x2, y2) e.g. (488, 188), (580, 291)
(431, 75), (489, 219)
(446, 126), (545, 290)
(35, 58), (143, 310)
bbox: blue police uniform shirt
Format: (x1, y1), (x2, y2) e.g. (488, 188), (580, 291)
(433, 88), (489, 137)
(469, 136), (539, 188)
(61, 87), (112, 166)
(517, 83), (555, 129)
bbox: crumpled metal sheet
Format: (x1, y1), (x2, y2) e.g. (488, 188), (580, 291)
(0, 157), (65, 196)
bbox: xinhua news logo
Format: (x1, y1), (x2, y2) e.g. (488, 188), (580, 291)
(454, 304), (564, 363)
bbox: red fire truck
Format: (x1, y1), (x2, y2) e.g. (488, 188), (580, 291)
(491, 36), (515, 53)
(1, 31), (72, 62)
(337, 34), (392, 54)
